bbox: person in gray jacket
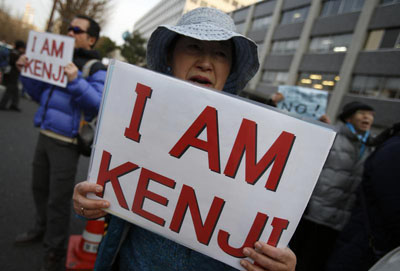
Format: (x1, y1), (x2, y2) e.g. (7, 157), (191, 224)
(289, 101), (375, 271)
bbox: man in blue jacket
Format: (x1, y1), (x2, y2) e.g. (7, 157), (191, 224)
(14, 15), (106, 271)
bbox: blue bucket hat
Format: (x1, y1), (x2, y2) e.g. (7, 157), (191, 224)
(146, 7), (260, 94)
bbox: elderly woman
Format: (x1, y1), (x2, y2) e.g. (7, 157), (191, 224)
(73, 7), (296, 271)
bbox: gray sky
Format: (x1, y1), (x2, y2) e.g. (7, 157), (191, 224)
(5, 0), (161, 45)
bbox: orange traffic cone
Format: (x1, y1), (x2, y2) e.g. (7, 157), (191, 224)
(66, 218), (105, 270)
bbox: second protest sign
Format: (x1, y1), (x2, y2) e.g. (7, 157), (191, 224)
(22, 30), (74, 87)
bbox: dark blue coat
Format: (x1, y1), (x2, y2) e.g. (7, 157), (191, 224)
(95, 215), (238, 271)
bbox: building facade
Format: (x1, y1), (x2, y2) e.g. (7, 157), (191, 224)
(134, 0), (260, 40)
(232, 0), (400, 128)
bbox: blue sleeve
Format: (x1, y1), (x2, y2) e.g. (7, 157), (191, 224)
(66, 69), (107, 116)
(19, 75), (49, 103)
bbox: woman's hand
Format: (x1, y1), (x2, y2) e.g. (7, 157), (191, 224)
(240, 242), (296, 271)
(73, 181), (110, 219)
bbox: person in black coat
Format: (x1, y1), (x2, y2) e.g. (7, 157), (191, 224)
(325, 123), (400, 271)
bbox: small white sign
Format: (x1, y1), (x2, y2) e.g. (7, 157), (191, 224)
(88, 61), (336, 269)
(277, 85), (329, 119)
(22, 31), (74, 87)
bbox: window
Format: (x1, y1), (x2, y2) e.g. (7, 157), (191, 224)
(364, 28), (400, 50)
(364, 30), (385, 50)
(350, 75), (400, 99)
(200, 1), (207, 7)
(381, 0), (400, 5)
(281, 6), (309, 24)
(271, 39), (299, 54)
(321, 0), (364, 17)
(297, 72), (339, 91)
(396, 34), (400, 49)
(262, 71), (289, 86)
(381, 28), (400, 49)
(250, 16), (272, 31)
(309, 33), (352, 53)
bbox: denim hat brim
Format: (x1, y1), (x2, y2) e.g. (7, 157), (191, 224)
(146, 8), (259, 94)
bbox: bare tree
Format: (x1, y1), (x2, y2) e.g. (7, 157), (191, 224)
(55, 0), (112, 34)
(0, 0), (34, 44)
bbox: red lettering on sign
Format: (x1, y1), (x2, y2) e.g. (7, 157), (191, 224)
(170, 184), (225, 245)
(61, 66), (66, 83)
(24, 58), (34, 74)
(267, 217), (289, 247)
(32, 36), (37, 52)
(218, 212), (268, 257)
(169, 106), (220, 173)
(33, 59), (42, 77)
(39, 38), (64, 58)
(40, 38), (50, 55)
(43, 62), (52, 80)
(52, 65), (64, 82)
(96, 150), (139, 210)
(132, 168), (176, 227)
(224, 120), (295, 191)
(52, 40), (64, 58)
(23, 58), (65, 83)
(93, 151), (291, 257)
(125, 83), (152, 142)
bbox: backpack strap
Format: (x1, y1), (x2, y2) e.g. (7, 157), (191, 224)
(80, 59), (101, 121)
(81, 59), (100, 78)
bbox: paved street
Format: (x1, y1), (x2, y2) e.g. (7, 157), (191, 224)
(0, 90), (89, 270)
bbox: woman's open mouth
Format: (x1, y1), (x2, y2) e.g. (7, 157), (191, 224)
(361, 121), (371, 126)
(189, 76), (212, 87)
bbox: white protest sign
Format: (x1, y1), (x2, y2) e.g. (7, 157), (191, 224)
(277, 85), (328, 119)
(22, 30), (74, 87)
(88, 60), (336, 269)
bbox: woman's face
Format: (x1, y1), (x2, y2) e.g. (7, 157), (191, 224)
(170, 36), (233, 91)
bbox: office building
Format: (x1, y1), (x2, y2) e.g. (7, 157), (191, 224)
(231, 0), (399, 128)
(134, 0), (260, 40)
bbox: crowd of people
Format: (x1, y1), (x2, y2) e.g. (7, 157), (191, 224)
(2, 6), (398, 271)
(0, 40), (26, 111)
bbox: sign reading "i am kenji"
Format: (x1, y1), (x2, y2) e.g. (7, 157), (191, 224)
(88, 60), (336, 270)
(22, 30), (74, 87)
